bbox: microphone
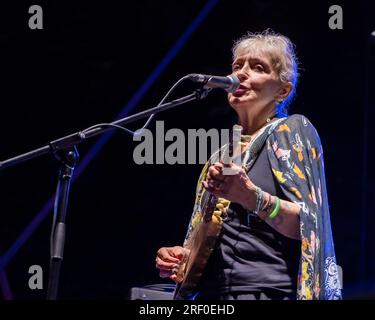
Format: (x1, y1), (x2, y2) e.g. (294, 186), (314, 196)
(187, 74), (240, 93)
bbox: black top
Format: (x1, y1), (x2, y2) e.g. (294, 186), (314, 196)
(196, 143), (301, 298)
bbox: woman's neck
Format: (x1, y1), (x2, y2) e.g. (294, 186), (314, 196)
(237, 106), (276, 135)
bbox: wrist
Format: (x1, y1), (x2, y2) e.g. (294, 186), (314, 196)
(241, 186), (264, 213)
(240, 186), (257, 211)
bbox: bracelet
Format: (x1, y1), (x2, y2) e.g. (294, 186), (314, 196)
(268, 196), (281, 219)
(253, 187), (264, 216)
(259, 193), (274, 221)
(261, 192), (272, 213)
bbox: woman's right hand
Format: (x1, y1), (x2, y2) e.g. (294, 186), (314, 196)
(155, 246), (190, 283)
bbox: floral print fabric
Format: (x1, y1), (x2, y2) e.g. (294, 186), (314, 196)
(267, 114), (341, 299)
(183, 114), (342, 300)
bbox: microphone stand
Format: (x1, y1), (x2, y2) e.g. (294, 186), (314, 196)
(0, 88), (210, 300)
(47, 146), (78, 300)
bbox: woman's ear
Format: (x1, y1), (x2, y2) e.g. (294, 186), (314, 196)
(278, 82), (293, 101)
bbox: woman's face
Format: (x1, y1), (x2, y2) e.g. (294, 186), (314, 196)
(228, 50), (284, 113)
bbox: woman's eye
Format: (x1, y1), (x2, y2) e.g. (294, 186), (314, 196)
(253, 64), (264, 72)
(232, 65), (240, 71)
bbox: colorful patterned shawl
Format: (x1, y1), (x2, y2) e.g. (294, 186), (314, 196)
(183, 114), (342, 300)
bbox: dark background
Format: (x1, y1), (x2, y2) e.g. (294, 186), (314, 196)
(0, 0), (374, 300)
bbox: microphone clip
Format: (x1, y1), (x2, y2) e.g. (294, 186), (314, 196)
(194, 87), (212, 100)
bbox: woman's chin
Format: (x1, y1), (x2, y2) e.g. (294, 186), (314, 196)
(229, 98), (255, 109)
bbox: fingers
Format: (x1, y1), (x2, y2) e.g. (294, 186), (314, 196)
(205, 162), (229, 191)
(156, 246), (188, 273)
(213, 162), (225, 170)
(203, 162), (246, 197)
(157, 247), (180, 263)
(170, 274), (178, 282)
(160, 271), (181, 284)
(157, 261), (180, 282)
(159, 269), (178, 279)
(203, 179), (223, 192)
(156, 246), (188, 283)
(207, 162), (241, 181)
(159, 270), (172, 278)
(202, 180), (209, 189)
(170, 246), (189, 260)
(202, 180), (227, 198)
(205, 164), (227, 191)
(155, 257), (178, 271)
(207, 165), (226, 182)
(156, 246), (189, 265)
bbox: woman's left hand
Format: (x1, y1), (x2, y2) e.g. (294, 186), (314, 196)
(202, 162), (257, 210)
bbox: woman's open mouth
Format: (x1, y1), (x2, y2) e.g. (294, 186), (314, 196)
(232, 84), (250, 97)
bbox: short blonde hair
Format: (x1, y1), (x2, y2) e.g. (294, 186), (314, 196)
(232, 30), (299, 116)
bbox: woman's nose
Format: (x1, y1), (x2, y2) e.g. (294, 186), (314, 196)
(234, 65), (249, 82)
(235, 69), (249, 82)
